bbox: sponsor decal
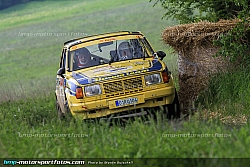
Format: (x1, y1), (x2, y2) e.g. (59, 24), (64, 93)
(92, 69), (148, 82)
(134, 62), (144, 66)
(93, 65), (132, 73)
(99, 38), (116, 43)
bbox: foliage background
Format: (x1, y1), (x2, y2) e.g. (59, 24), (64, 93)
(151, 0), (250, 65)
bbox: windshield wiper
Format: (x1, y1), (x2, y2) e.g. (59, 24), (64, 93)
(109, 40), (118, 65)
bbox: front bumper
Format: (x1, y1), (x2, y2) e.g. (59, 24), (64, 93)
(68, 86), (175, 120)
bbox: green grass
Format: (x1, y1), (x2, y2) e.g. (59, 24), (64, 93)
(1, 92), (250, 159)
(195, 68), (250, 125)
(0, 0), (144, 30)
(1, 91), (249, 164)
(0, 0), (249, 165)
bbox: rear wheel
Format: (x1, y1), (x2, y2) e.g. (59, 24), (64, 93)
(164, 90), (180, 119)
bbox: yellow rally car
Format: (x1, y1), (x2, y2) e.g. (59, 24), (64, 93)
(55, 31), (180, 120)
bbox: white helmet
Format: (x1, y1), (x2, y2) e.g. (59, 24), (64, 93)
(118, 42), (133, 60)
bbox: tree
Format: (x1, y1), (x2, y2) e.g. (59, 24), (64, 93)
(151, 0), (250, 23)
(151, 0), (250, 65)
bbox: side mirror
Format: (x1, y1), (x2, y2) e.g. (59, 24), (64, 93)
(57, 68), (65, 78)
(156, 51), (166, 60)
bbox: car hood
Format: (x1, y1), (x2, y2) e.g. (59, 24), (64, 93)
(72, 59), (162, 85)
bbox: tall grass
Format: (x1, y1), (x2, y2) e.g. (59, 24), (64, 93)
(198, 69), (250, 106)
(195, 67), (249, 125)
(1, 92), (250, 159)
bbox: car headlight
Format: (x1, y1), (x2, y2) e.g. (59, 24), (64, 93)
(144, 73), (162, 85)
(84, 84), (102, 96)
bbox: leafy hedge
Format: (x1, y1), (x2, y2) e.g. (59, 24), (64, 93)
(151, 0), (250, 67)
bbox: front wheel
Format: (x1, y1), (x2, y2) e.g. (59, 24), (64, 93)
(56, 99), (72, 120)
(164, 90), (180, 119)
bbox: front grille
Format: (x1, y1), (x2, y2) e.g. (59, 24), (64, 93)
(124, 77), (142, 90)
(103, 81), (123, 94)
(103, 77), (143, 97)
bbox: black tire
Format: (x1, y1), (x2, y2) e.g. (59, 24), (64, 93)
(56, 99), (72, 120)
(56, 99), (64, 119)
(164, 90), (181, 119)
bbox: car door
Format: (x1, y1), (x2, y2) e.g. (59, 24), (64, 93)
(56, 48), (67, 113)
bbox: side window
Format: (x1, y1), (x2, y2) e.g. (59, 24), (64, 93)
(130, 39), (143, 58)
(68, 50), (73, 71)
(142, 38), (154, 56)
(60, 49), (66, 68)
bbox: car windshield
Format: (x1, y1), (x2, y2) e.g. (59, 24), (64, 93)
(69, 38), (154, 71)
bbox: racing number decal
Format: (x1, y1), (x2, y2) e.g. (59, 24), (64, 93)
(59, 78), (65, 96)
(58, 78), (66, 108)
(59, 78), (64, 86)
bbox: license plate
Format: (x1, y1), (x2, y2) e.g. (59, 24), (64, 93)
(115, 97), (138, 106)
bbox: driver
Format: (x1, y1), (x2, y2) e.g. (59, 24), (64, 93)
(118, 42), (133, 60)
(75, 48), (91, 68)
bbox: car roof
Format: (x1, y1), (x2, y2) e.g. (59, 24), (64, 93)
(63, 31), (144, 48)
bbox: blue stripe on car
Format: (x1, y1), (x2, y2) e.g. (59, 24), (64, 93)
(72, 73), (92, 85)
(66, 80), (77, 96)
(148, 60), (162, 71)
